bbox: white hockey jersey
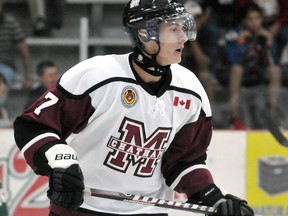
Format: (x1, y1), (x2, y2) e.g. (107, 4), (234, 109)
(14, 53), (214, 215)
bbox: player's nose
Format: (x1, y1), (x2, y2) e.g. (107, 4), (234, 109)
(179, 30), (188, 43)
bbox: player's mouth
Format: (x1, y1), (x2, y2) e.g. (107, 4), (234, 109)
(175, 48), (183, 54)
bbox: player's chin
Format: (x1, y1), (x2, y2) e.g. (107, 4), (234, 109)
(161, 53), (182, 65)
(172, 55), (182, 64)
(173, 50), (183, 61)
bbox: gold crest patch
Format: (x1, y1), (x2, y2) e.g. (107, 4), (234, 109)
(121, 86), (138, 108)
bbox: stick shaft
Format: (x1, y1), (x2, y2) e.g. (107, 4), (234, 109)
(262, 111), (288, 147)
(84, 187), (263, 216)
(84, 187), (216, 215)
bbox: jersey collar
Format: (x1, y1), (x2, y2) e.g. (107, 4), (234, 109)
(129, 53), (172, 97)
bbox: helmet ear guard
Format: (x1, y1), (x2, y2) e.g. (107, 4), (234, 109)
(138, 20), (159, 44)
(138, 29), (149, 43)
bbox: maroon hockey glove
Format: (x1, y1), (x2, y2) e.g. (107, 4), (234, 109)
(48, 164), (84, 211)
(199, 184), (254, 216)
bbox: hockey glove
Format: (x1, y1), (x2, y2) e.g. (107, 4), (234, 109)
(36, 144), (84, 211)
(48, 164), (84, 211)
(199, 184), (254, 216)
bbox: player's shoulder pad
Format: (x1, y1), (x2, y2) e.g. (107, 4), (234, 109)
(170, 64), (212, 117)
(59, 54), (131, 96)
(170, 64), (204, 94)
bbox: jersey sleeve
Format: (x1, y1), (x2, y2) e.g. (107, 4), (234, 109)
(161, 68), (214, 198)
(14, 82), (95, 173)
(161, 109), (213, 198)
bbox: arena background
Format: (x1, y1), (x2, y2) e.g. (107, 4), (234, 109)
(1, 0), (288, 216)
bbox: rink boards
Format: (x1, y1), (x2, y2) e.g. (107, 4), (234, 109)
(1, 129), (288, 216)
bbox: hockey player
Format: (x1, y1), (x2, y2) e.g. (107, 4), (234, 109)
(13, 0), (254, 215)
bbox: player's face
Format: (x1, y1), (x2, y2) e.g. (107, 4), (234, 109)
(40, 66), (59, 88)
(156, 20), (189, 65)
(244, 10), (263, 32)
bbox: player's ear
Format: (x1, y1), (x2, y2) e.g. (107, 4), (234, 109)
(138, 29), (149, 43)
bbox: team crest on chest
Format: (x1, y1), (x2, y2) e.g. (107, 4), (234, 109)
(104, 117), (172, 177)
(121, 86), (138, 108)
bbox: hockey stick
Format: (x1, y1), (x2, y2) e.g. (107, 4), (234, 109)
(84, 187), (216, 215)
(84, 187), (263, 216)
(261, 110), (288, 147)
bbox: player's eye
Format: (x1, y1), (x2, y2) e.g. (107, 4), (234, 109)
(170, 25), (180, 33)
(170, 28), (176, 33)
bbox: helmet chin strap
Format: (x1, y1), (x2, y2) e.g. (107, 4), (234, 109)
(132, 43), (171, 77)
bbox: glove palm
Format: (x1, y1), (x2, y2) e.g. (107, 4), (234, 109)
(48, 164), (84, 211)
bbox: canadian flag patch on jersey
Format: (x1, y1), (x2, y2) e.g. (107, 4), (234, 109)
(173, 96), (191, 110)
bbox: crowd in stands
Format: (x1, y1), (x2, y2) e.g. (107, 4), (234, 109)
(0, 0), (287, 130)
(27, 0), (65, 37)
(181, 0), (288, 130)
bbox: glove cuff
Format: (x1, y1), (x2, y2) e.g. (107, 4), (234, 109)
(200, 184), (225, 207)
(45, 144), (78, 169)
(33, 141), (78, 176)
(225, 194), (248, 204)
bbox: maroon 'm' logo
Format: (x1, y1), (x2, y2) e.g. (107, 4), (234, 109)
(104, 117), (172, 177)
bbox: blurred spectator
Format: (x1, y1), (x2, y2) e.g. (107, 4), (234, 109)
(27, 0), (65, 36)
(182, 0), (221, 106)
(0, 0), (33, 108)
(27, 0), (46, 36)
(25, 60), (59, 109)
(267, 0), (288, 66)
(0, 74), (10, 127)
(234, 0), (279, 25)
(234, 0), (288, 66)
(194, 0), (235, 30)
(0, 74), (6, 97)
(225, 3), (282, 129)
(254, 0), (279, 24)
